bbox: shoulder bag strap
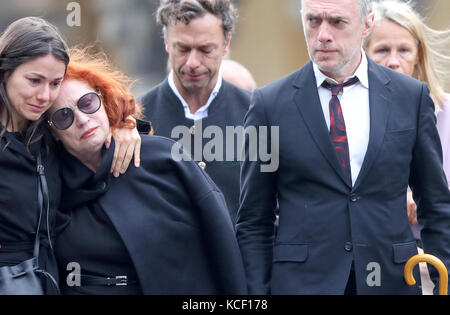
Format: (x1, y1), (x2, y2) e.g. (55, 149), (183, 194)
(33, 152), (44, 259)
(35, 152), (61, 294)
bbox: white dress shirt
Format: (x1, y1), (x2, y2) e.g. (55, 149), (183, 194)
(313, 51), (371, 186)
(168, 70), (222, 120)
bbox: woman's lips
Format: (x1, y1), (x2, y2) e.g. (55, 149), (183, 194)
(29, 104), (47, 113)
(80, 127), (98, 140)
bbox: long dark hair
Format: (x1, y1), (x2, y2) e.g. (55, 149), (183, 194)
(0, 17), (69, 149)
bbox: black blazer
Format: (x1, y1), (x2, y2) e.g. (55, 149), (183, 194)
(58, 135), (248, 295)
(141, 80), (250, 224)
(236, 59), (450, 294)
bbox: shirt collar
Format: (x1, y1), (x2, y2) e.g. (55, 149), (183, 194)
(168, 70), (223, 113)
(313, 49), (369, 89)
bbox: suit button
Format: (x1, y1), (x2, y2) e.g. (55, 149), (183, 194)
(350, 193), (359, 202)
(345, 242), (353, 252)
(198, 162), (206, 170)
(189, 125), (196, 135)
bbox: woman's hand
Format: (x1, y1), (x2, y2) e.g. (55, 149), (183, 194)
(105, 117), (142, 177)
(407, 191), (418, 225)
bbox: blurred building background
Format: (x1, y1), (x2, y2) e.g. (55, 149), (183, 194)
(0, 0), (449, 97)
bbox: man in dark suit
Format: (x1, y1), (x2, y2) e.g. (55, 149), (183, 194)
(141, 0), (250, 224)
(236, 0), (450, 295)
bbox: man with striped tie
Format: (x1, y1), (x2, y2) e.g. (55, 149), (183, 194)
(236, 0), (450, 295)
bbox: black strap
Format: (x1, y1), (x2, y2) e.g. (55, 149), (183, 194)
(35, 152), (60, 294)
(81, 275), (137, 287)
(39, 155), (52, 250)
(34, 153), (44, 259)
(35, 269), (60, 293)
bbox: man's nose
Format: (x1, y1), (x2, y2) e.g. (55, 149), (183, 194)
(186, 50), (201, 69)
(317, 23), (333, 43)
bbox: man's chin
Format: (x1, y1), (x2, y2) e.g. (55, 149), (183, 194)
(313, 55), (333, 66)
(315, 57), (346, 75)
(180, 80), (209, 93)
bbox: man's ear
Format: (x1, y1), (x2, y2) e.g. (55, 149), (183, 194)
(164, 38), (169, 53)
(362, 12), (375, 39)
(163, 30), (171, 54)
(223, 33), (232, 56)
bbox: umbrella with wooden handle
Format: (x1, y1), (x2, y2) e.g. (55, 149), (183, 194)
(404, 254), (448, 295)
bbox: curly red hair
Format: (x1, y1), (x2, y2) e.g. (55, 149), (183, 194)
(65, 47), (142, 129)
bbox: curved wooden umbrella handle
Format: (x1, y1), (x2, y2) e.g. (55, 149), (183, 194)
(404, 254), (448, 295)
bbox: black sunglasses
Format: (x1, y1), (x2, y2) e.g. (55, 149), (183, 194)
(48, 92), (102, 130)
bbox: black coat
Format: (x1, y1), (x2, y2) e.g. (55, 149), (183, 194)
(0, 127), (62, 293)
(141, 80), (250, 224)
(57, 135), (248, 294)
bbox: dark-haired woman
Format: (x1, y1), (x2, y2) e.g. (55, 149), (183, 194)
(0, 17), (140, 294)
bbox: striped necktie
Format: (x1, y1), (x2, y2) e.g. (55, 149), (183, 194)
(322, 77), (359, 182)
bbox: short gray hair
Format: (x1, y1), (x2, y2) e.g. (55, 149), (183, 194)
(156, 0), (238, 41)
(358, 0), (370, 20)
(301, 0), (371, 22)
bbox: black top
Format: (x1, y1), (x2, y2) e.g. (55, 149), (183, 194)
(0, 125), (63, 293)
(140, 80), (250, 224)
(55, 145), (141, 295)
(0, 131), (46, 243)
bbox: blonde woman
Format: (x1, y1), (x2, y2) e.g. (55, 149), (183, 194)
(364, 0), (450, 294)
(365, 0), (450, 225)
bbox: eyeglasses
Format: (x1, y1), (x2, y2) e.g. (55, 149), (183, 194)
(48, 92), (102, 130)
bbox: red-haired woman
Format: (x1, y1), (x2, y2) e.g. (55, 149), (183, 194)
(47, 49), (247, 295)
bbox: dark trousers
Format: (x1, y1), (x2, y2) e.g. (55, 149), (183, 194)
(344, 264), (357, 295)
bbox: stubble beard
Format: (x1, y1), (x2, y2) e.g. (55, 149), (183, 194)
(178, 69), (216, 96)
(312, 44), (361, 79)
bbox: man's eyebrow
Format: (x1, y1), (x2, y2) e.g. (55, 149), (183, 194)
(174, 41), (189, 47)
(305, 13), (320, 19)
(305, 13), (348, 21)
(328, 15), (348, 21)
(175, 42), (217, 49)
(199, 43), (217, 49)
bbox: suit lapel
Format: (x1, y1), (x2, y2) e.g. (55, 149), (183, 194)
(292, 62), (352, 187)
(353, 60), (392, 190)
